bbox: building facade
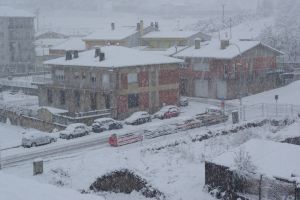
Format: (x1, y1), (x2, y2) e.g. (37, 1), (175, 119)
(142, 31), (211, 49)
(174, 39), (283, 99)
(38, 46), (183, 119)
(0, 7), (35, 75)
(83, 21), (158, 49)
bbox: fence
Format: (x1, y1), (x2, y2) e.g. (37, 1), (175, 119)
(226, 103), (300, 121)
(240, 174), (299, 200)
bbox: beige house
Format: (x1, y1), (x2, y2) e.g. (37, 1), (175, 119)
(142, 31), (211, 49)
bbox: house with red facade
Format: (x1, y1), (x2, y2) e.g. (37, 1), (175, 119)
(38, 46), (183, 119)
(174, 39), (283, 99)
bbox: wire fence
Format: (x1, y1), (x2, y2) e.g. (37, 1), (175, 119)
(226, 103), (300, 121)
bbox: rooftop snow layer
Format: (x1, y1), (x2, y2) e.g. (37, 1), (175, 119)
(50, 37), (86, 51)
(175, 39), (282, 59)
(0, 172), (105, 200)
(44, 46), (184, 68)
(83, 27), (137, 41)
(142, 31), (199, 39)
(0, 6), (34, 18)
(213, 139), (300, 180)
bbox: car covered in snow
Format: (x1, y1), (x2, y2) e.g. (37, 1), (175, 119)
(92, 118), (123, 133)
(195, 107), (228, 126)
(154, 105), (180, 119)
(125, 111), (151, 125)
(174, 118), (203, 131)
(21, 132), (57, 148)
(144, 125), (177, 139)
(59, 123), (89, 139)
(108, 131), (144, 147)
(179, 97), (189, 107)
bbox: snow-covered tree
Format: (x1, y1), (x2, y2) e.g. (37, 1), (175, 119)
(233, 148), (257, 177)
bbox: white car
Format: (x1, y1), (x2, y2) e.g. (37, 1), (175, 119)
(59, 123), (89, 140)
(22, 132), (57, 148)
(125, 111), (151, 125)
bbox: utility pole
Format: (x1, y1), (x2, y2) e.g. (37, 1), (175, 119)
(229, 17), (232, 39)
(222, 4), (225, 27)
(35, 8), (40, 32)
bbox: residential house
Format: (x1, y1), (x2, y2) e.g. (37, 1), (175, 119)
(83, 21), (158, 49)
(174, 39), (283, 99)
(35, 31), (68, 40)
(38, 46), (183, 119)
(142, 30), (211, 49)
(0, 6), (35, 75)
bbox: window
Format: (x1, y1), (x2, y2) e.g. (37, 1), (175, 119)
(102, 74), (110, 89)
(74, 72), (80, 79)
(74, 91), (80, 107)
(90, 73), (96, 84)
(128, 73), (138, 84)
(55, 70), (65, 81)
(47, 89), (53, 104)
(104, 94), (111, 109)
(193, 58), (209, 71)
(128, 94), (139, 108)
(151, 71), (156, 86)
(59, 90), (65, 105)
(90, 93), (97, 110)
(82, 72), (86, 80)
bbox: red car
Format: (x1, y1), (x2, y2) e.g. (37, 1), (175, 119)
(154, 105), (180, 119)
(108, 132), (143, 147)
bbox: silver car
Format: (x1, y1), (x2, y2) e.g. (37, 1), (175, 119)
(59, 123), (89, 140)
(22, 132), (57, 148)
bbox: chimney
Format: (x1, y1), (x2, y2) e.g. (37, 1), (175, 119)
(73, 50), (79, 59)
(220, 39), (230, 50)
(139, 20), (144, 35)
(111, 22), (115, 31)
(195, 38), (201, 49)
(99, 52), (105, 61)
(155, 22), (159, 30)
(95, 47), (100, 57)
(65, 50), (72, 60)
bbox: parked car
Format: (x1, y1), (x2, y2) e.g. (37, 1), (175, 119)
(174, 118), (202, 131)
(92, 118), (123, 133)
(179, 97), (189, 107)
(154, 105), (180, 119)
(108, 131), (143, 147)
(22, 132), (57, 148)
(125, 111), (151, 125)
(59, 123), (89, 139)
(144, 125), (176, 139)
(195, 107), (228, 126)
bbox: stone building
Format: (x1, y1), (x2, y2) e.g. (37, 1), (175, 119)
(174, 39), (283, 99)
(38, 46), (183, 119)
(83, 21), (158, 49)
(0, 6), (35, 75)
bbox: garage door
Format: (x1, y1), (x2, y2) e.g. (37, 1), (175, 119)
(217, 80), (227, 99)
(195, 79), (208, 98)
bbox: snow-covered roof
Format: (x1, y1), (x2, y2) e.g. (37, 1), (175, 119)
(44, 46), (184, 68)
(0, 6), (34, 18)
(0, 172), (104, 200)
(50, 37), (86, 51)
(213, 139), (300, 181)
(139, 46), (189, 56)
(83, 27), (138, 41)
(142, 31), (199, 39)
(174, 39), (283, 59)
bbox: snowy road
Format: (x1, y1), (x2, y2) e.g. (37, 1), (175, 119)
(1, 136), (109, 168)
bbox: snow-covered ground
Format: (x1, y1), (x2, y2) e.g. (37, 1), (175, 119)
(229, 81), (300, 106)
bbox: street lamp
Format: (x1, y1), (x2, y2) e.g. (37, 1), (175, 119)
(230, 42), (245, 121)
